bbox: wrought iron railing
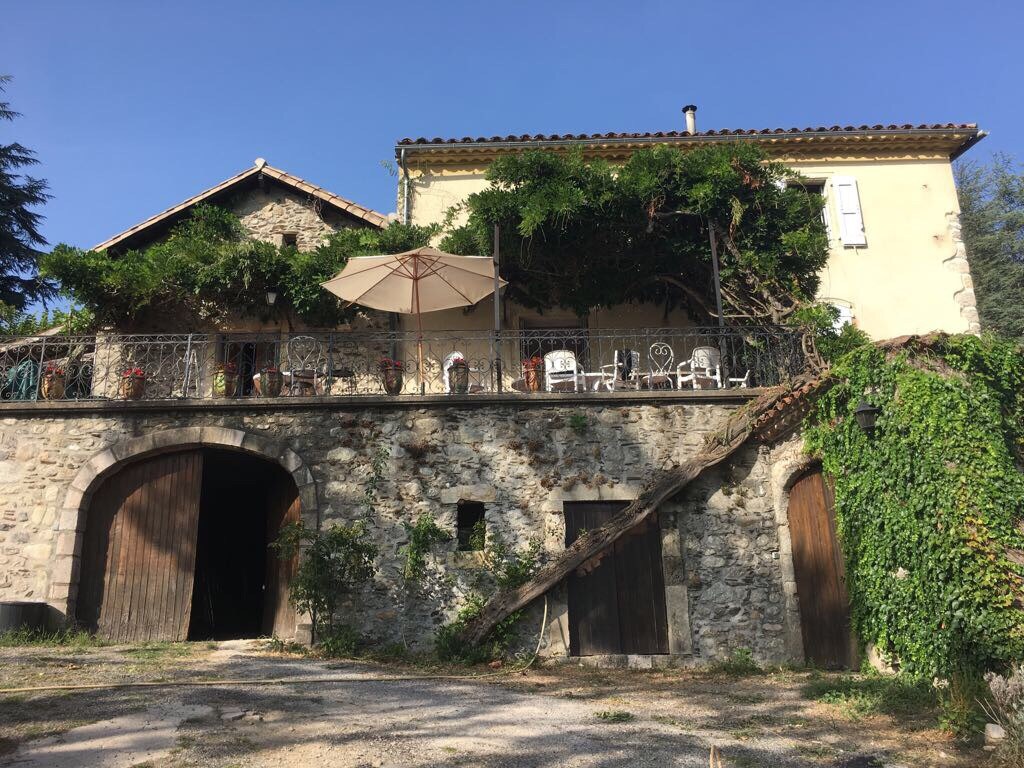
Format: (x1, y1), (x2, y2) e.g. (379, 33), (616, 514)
(0, 326), (805, 403)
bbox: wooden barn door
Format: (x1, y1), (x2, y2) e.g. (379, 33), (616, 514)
(788, 469), (855, 669)
(77, 451), (204, 642)
(262, 479), (301, 638)
(565, 502), (669, 656)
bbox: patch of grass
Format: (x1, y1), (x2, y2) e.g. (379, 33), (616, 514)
(594, 710), (634, 723)
(709, 648), (761, 676)
(651, 714), (692, 731)
(0, 628), (103, 648)
(803, 673), (937, 722)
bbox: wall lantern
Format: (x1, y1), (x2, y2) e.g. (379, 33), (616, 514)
(853, 399), (881, 436)
(265, 288), (278, 307)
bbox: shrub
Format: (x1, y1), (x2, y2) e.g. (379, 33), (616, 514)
(272, 520), (378, 640)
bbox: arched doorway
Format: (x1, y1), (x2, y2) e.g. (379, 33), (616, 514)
(787, 468), (855, 669)
(75, 448), (300, 642)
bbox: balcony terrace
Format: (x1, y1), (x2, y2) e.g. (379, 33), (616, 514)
(0, 326), (805, 408)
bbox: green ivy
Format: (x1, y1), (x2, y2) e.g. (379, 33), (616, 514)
(804, 334), (1024, 679)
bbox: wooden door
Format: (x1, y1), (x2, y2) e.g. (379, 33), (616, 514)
(77, 451), (204, 642)
(788, 469), (855, 669)
(565, 502), (669, 656)
(262, 479), (300, 638)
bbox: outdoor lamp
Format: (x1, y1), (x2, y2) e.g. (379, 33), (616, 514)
(265, 288), (278, 306)
(853, 399), (881, 436)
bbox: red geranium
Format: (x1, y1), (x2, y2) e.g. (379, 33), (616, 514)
(378, 358), (403, 371)
(122, 367), (145, 378)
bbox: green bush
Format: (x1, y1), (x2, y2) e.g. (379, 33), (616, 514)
(272, 520), (378, 640)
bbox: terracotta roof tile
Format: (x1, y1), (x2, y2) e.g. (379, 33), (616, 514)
(397, 123), (977, 146)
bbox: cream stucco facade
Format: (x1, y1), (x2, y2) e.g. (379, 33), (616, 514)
(395, 126), (983, 340)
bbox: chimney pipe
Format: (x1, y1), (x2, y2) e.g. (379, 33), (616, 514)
(682, 104), (698, 134)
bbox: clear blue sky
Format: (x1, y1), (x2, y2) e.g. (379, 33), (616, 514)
(5, 0), (1023, 252)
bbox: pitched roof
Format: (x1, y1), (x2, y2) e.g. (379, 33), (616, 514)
(396, 123), (985, 163)
(93, 159), (389, 252)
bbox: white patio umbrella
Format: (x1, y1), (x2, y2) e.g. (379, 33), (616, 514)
(321, 247), (507, 390)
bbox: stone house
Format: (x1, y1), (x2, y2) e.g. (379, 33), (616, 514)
(0, 114), (985, 668)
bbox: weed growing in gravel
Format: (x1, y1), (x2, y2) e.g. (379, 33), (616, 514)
(709, 648), (761, 676)
(594, 710), (634, 722)
(803, 673), (936, 722)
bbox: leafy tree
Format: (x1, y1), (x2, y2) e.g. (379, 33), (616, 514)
(41, 205), (436, 327)
(0, 75), (54, 313)
(440, 145), (829, 323)
(955, 155), (1024, 339)
(0, 304), (94, 335)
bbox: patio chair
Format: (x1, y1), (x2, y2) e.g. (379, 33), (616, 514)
(543, 349), (579, 392)
(676, 346), (723, 390)
(645, 342), (676, 390)
(284, 336), (327, 395)
(600, 349), (641, 391)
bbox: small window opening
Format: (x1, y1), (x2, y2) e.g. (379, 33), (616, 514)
(281, 232), (298, 248)
(457, 501), (486, 551)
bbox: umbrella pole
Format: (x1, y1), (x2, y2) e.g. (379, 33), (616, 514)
(414, 264), (425, 395)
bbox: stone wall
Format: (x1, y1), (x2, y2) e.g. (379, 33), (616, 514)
(0, 399), (803, 664)
(231, 186), (368, 252)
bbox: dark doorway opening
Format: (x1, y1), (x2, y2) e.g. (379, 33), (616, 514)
(188, 449), (296, 641)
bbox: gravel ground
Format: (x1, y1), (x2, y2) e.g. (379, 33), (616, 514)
(0, 641), (987, 768)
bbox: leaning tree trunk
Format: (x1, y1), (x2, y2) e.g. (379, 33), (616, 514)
(457, 370), (826, 647)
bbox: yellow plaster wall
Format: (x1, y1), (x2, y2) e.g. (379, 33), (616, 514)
(403, 156), (974, 340)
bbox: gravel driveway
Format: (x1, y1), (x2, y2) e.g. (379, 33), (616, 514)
(0, 641), (983, 767)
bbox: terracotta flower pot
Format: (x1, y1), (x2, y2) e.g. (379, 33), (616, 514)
(212, 371), (238, 398)
(524, 366), (544, 392)
(260, 369), (283, 398)
(120, 375), (145, 400)
(449, 363), (470, 394)
(381, 367), (403, 396)
(40, 375), (66, 401)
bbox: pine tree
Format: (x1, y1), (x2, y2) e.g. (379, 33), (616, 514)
(956, 155), (1024, 339)
(0, 75), (53, 312)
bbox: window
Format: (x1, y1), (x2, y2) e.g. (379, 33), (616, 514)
(281, 232), (298, 248)
(456, 501), (486, 551)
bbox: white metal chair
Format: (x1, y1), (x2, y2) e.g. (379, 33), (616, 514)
(600, 349), (641, 391)
(646, 342), (676, 390)
(543, 349), (579, 392)
(676, 346), (723, 390)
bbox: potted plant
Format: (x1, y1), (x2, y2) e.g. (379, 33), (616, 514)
(448, 354), (470, 394)
(40, 363), (67, 401)
(378, 358), (403, 396)
(120, 367), (145, 400)
(212, 361), (239, 398)
(260, 364), (283, 398)
(522, 355), (544, 392)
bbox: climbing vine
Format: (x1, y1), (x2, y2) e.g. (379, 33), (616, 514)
(401, 513), (451, 582)
(41, 205), (436, 327)
(804, 333), (1024, 679)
